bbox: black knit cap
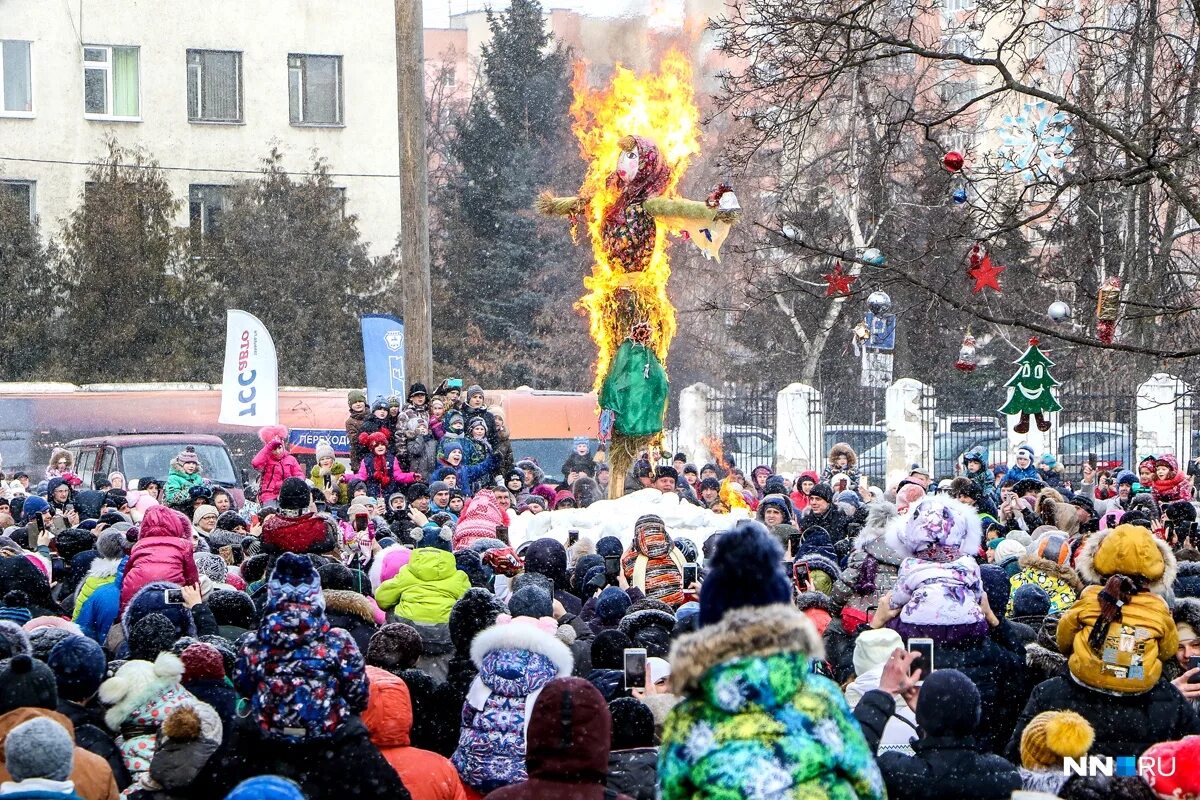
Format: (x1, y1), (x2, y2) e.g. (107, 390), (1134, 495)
(0, 655), (58, 713)
(278, 478), (311, 512)
(609, 697), (655, 750)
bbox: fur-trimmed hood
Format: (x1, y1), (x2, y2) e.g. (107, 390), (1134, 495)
(1018, 554), (1084, 593)
(1174, 597), (1200, 635)
(99, 652), (186, 730)
(668, 604), (822, 694)
(827, 442), (858, 468)
(85, 556), (121, 580)
(470, 620), (574, 676)
(1025, 642), (1067, 675)
(855, 501), (898, 548)
(323, 589), (376, 624)
(794, 591), (834, 614)
(885, 495), (982, 558)
(1076, 524), (1177, 592)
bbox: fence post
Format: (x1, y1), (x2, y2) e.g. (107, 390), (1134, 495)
(1137, 373), (1191, 461)
(678, 382), (716, 467)
(775, 383), (822, 475)
(885, 379), (934, 488)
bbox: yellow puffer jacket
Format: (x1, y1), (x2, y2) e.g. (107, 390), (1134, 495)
(1060, 524), (1179, 694)
(374, 547), (469, 624)
(1007, 555), (1083, 615)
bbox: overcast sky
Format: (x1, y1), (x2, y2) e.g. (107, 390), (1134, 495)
(423, 0), (684, 28)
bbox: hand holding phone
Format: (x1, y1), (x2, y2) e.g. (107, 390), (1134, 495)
(623, 648), (647, 691)
(908, 638), (934, 677)
(682, 562), (698, 588)
(1189, 656), (1200, 684)
(604, 554), (621, 586)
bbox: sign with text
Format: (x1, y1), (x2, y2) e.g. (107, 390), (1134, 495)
(218, 309), (278, 426)
(288, 429), (350, 457)
(361, 314), (405, 405)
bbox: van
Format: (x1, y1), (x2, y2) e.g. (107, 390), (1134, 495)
(65, 433), (244, 507)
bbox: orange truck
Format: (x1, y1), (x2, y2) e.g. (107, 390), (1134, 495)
(0, 384), (597, 482)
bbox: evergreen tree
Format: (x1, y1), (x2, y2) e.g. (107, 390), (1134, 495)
(999, 338), (1062, 433)
(56, 140), (215, 380)
(207, 149), (394, 387)
(432, 0), (588, 388)
(0, 188), (58, 379)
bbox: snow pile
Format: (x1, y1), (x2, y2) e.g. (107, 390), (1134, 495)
(510, 488), (750, 552)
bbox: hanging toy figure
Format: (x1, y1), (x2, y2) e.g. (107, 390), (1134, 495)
(954, 331), (977, 372)
(536, 54), (739, 498)
(999, 338), (1062, 434)
(1096, 277), (1122, 344)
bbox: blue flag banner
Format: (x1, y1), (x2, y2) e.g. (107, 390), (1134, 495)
(361, 314), (406, 405)
(288, 429), (350, 457)
(865, 312), (897, 351)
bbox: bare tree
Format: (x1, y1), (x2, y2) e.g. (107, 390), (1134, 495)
(711, 0), (1200, 367)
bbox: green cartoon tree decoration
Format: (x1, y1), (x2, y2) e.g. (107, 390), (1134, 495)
(999, 337), (1062, 433)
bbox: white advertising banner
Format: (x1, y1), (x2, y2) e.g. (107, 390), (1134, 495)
(218, 309), (279, 426)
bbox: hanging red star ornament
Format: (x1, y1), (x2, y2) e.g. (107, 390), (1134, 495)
(823, 262), (857, 297)
(967, 243), (1005, 294)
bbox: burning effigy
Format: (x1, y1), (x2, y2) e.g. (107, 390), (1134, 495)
(537, 52), (740, 497)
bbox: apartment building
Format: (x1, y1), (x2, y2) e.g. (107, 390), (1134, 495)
(0, 0), (402, 256)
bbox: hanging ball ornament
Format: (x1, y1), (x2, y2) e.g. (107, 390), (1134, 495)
(951, 187), (969, 204)
(867, 291), (892, 315)
(1048, 301), (1071, 322)
(943, 151), (965, 172)
(862, 248), (886, 266)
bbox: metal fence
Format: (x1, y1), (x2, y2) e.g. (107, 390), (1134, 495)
(705, 383), (778, 471)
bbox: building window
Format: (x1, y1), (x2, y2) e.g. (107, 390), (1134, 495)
(0, 179), (34, 222)
(188, 184), (228, 248)
(942, 0), (976, 11)
(187, 49), (242, 123)
(84, 45), (140, 118)
(1, 41), (32, 114)
(288, 54), (343, 126)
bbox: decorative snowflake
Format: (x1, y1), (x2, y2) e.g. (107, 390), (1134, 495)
(746, 760), (794, 800)
(683, 721), (716, 761)
(996, 101), (1075, 182)
(812, 718), (845, 755)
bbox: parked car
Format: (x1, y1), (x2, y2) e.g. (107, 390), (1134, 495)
(1056, 423), (1133, 474)
(857, 431), (1008, 485)
(723, 428), (776, 470)
(65, 433), (245, 507)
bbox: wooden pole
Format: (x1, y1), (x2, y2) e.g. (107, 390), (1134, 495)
(396, 0), (433, 388)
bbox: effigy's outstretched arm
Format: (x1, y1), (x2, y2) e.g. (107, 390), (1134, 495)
(643, 197), (740, 225)
(535, 192), (586, 218)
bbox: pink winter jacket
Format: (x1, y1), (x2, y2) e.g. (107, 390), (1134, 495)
(252, 442), (304, 505)
(120, 506), (200, 612)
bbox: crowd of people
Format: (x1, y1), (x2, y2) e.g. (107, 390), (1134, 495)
(0, 385), (1199, 799)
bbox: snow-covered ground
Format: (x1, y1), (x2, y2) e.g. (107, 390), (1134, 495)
(509, 487), (749, 553)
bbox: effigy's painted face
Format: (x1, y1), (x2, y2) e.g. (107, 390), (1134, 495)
(617, 146), (640, 183)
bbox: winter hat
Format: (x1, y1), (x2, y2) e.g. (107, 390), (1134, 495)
(193, 552), (229, 585)
(449, 588), (505, 655)
(314, 439), (336, 463)
(278, 477), (312, 513)
(609, 697), (655, 750)
(1141, 736), (1200, 800)
(979, 564), (1011, 619)
(995, 538), (1026, 563)
(19, 496), (49, 524)
(465, 384), (485, 403)
(367, 623), (423, 672)
(1033, 530), (1072, 566)
(1084, 523), (1171, 585)
(619, 608), (676, 658)
(46, 634), (106, 701)
(852, 628), (904, 679)
(891, 495), (982, 557)
(226, 776), (307, 800)
(509, 585), (553, 619)
(266, 552), (324, 613)
(175, 446), (200, 466)
(95, 529), (125, 560)
(699, 520), (791, 628)
(915, 669), (979, 737)
(347, 389), (367, 406)
(0, 591), (31, 627)
(454, 549), (490, 589)
(4, 716), (74, 782)
(0, 653), (57, 712)
(699, 477), (721, 492)
(808, 483), (834, 503)
(192, 505), (218, 527)
(591, 629), (632, 670)
(1020, 710), (1095, 769)
(180, 642), (226, 682)
(1012, 584), (1053, 619)
(596, 587), (632, 625)
(206, 589), (257, 630)
(596, 536), (624, 559)
(128, 612), (180, 661)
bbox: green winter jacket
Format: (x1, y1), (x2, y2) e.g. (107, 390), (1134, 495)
(72, 559), (119, 618)
(374, 548), (469, 624)
(659, 604), (885, 800)
(310, 463), (349, 505)
(164, 466), (204, 506)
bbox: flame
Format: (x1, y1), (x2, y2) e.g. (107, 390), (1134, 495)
(570, 51), (701, 390)
(700, 434), (728, 471)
